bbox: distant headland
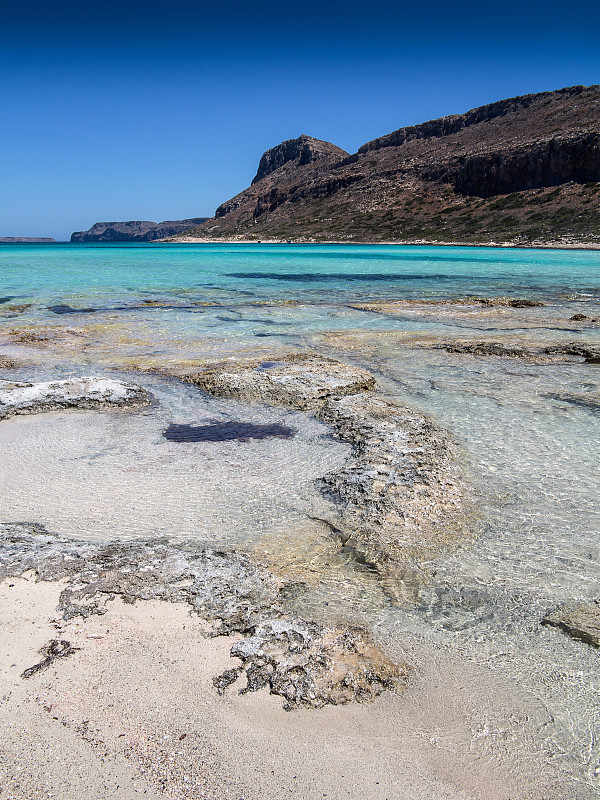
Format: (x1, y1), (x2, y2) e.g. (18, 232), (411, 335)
(70, 219), (209, 243)
(0, 237), (55, 243)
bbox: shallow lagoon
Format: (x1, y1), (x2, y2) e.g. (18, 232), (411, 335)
(1, 242), (599, 796)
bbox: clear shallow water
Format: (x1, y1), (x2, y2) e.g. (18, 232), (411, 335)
(1, 243), (600, 796)
(1, 241), (600, 304)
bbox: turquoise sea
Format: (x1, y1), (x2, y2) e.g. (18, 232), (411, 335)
(1, 242), (600, 797)
(1, 242), (600, 303)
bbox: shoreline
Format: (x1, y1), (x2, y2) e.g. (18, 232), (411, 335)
(160, 235), (600, 250)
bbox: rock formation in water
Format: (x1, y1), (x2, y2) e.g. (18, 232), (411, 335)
(542, 601), (600, 647)
(186, 353), (466, 598)
(70, 218), (209, 242)
(180, 85), (600, 245)
(0, 377), (149, 420)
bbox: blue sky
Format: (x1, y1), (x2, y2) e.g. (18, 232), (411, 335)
(1, 0), (599, 240)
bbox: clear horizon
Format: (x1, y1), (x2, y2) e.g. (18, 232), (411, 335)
(1, 0), (599, 241)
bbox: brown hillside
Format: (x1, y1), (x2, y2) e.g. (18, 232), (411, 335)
(183, 85), (600, 245)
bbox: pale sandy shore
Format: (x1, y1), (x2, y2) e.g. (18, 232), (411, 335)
(1, 575), (582, 800)
(161, 235), (600, 250)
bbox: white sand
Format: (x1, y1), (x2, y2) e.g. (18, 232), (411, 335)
(0, 576), (573, 800)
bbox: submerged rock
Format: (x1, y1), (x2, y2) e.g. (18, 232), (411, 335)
(438, 341), (531, 358)
(0, 376), (149, 421)
(188, 353), (375, 411)
(186, 353), (465, 596)
(542, 601), (600, 647)
(432, 340), (600, 362)
(543, 342), (600, 361)
(0, 355), (18, 369)
(0, 523), (408, 709)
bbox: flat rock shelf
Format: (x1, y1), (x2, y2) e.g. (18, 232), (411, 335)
(186, 353), (467, 598)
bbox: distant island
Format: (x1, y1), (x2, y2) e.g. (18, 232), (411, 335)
(166, 84), (600, 248)
(70, 218), (209, 242)
(0, 237), (55, 243)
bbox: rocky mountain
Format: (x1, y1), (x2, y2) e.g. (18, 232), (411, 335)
(71, 218), (209, 242)
(182, 85), (600, 246)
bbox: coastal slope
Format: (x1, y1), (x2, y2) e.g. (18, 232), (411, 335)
(179, 85), (600, 246)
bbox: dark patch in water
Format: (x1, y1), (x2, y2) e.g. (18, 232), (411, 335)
(164, 421), (296, 442)
(543, 392), (600, 414)
(226, 272), (459, 282)
(48, 304), (97, 314)
(0, 296), (16, 305)
(257, 361), (284, 370)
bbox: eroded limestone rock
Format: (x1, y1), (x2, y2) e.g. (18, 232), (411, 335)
(220, 617), (405, 710)
(0, 523), (408, 709)
(187, 353), (375, 411)
(542, 601), (600, 647)
(186, 353), (465, 596)
(0, 376), (149, 421)
(432, 340), (600, 362)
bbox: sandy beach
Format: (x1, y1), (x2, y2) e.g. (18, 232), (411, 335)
(1, 572), (577, 800)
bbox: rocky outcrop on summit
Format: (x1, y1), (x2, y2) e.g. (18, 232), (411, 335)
(70, 218), (208, 242)
(182, 84), (600, 245)
(211, 136), (349, 222)
(251, 135), (348, 184)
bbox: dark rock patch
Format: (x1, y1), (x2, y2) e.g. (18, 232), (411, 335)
(440, 341), (530, 358)
(0, 355), (18, 369)
(0, 296), (16, 304)
(21, 639), (80, 679)
(48, 304), (98, 314)
(543, 342), (600, 360)
(164, 421), (295, 442)
(542, 601), (600, 647)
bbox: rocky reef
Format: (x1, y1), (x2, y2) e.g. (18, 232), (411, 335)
(186, 353), (465, 596)
(0, 377), (149, 420)
(0, 523), (408, 709)
(430, 340), (600, 362)
(542, 601), (600, 647)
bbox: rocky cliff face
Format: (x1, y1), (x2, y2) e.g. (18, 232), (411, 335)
(251, 135), (348, 184)
(182, 84), (600, 245)
(71, 218), (208, 242)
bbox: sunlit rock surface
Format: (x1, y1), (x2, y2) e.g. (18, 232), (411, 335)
(0, 522), (408, 709)
(0, 376), (149, 420)
(187, 353), (466, 594)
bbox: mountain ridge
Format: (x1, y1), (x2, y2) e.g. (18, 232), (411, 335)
(179, 85), (600, 246)
(71, 218), (209, 242)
